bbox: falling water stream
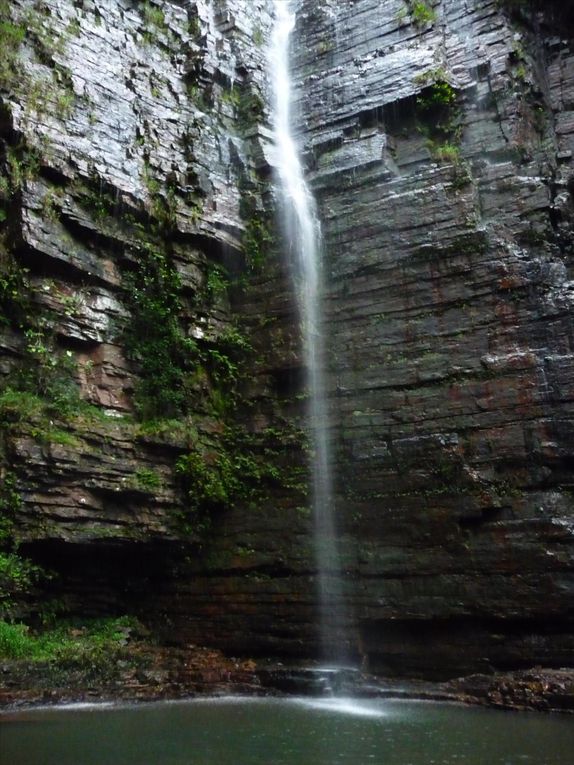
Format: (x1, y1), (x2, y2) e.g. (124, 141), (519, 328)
(269, 0), (348, 665)
(2, 9), (574, 765)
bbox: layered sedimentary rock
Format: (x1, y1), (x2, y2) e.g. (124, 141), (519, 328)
(1, 0), (573, 682)
(0, 0), (313, 650)
(291, 0), (574, 676)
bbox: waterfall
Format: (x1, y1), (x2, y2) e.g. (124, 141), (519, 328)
(269, 0), (349, 665)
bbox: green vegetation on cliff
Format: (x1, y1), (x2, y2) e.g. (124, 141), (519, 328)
(0, 1), (26, 91)
(123, 239), (198, 420)
(397, 1), (436, 28)
(0, 470), (46, 619)
(0, 616), (137, 661)
(174, 422), (309, 538)
(0, 0), (311, 677)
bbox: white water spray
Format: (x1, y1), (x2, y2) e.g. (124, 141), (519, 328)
(269, 0), (348, 664)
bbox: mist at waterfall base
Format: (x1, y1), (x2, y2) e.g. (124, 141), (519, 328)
(270, 0), (351, 666)
(3, 698), (572, 765)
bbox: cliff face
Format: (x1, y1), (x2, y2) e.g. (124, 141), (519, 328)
(293, 0), (574, 676)
(1, 0), (573, 681)
(0, 0), (312, 651)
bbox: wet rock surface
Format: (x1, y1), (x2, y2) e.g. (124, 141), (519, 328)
(0, 0), (573, 690)
(0, 0), (314, 658)
(446, 668), (574, 713)
(1, 658), (572, 715)
(0, 643), (265, 709)
(289, 0), (574, 676)
(255, 663), (574, 713)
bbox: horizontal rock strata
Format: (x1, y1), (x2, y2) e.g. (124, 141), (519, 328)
(0, 0), (572, 685)
(292, 0), (574, 676)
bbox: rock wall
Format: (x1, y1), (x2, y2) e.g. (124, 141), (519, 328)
(292, 0), (574, 677)
(0, 0), (315, 652)
(1, 0), (573, 681)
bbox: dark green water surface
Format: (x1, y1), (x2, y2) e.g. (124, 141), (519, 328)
(1, 697), (572, 765)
